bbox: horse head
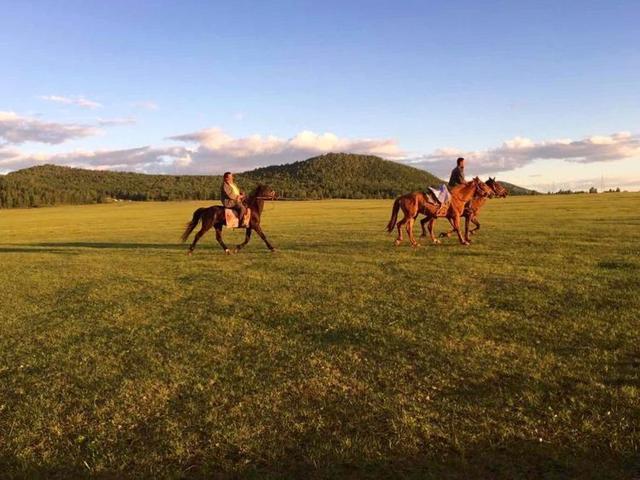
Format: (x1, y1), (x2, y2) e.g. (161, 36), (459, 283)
(473, 177), (494, 198)
(486, 177), (508, 198)
(251, 184), (277, 200)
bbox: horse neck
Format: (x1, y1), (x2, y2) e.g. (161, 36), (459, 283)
(452, 182), (476, 202)
(471, 195), (487, 209)
(247, 194), (264, 215)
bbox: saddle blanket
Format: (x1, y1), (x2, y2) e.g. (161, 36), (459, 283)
(224, 208), (251, 228)
(428, 184), (451, 204)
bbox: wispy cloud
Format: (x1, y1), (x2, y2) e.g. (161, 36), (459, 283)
(132, 101), (159, 111)
(0, 111), (99, 145)
(407, 132), (640, 177)
(39, 95), (102, 109)
(96, 117), (137, 127)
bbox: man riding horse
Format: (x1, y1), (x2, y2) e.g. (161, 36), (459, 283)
(449, 157), (467, 187)
(221, 172), (248, 226)
(427, 157), (467, 207)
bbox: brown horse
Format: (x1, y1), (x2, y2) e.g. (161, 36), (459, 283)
(181, 184), (277, 254)
(424, 177), (508, 242)
(386, 178), (492, 246)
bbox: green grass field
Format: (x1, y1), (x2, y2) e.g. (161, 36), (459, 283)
(1, 194), (639, 479)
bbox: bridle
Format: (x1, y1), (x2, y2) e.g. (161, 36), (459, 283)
(475, 180), (493, 198)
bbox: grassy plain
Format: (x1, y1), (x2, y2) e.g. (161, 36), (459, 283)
(0, 193), (639, 479)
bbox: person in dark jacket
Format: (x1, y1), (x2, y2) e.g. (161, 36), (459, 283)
(220, 172), (247, 224)
(448, 157), (467, 187)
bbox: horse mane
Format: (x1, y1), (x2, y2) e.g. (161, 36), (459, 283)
(450, 178), (478, 199)
(248, 184), (270, 199)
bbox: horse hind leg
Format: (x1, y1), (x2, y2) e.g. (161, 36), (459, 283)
(406, 218), (419, 247)
(234, 228), (252, 252)
(188, 222), (212, 255)
(395, 215), (408, 246)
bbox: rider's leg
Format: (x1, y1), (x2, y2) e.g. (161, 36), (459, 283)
(234, 203), (247, 225)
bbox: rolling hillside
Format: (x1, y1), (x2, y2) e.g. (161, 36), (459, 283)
(499, 181), (537, 196)
(0, 153), (533, 208)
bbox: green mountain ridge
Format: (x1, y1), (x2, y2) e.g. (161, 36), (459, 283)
(0, 153), (533, 208)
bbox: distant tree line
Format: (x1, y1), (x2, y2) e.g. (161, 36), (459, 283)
(547, 187), (622, 195)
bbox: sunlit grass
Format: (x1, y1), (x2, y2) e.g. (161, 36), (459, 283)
(1, 193), (639, 478)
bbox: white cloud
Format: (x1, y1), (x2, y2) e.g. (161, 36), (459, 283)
(0, 111), (99, 145)
(408, 131), (640, 177)
(0, 128), (402, 174)
(167, 128), (404, 173)
(39, 95), (102, 109)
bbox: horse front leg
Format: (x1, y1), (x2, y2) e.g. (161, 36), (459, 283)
(215, 226), (231, 254)
(420, 217), (429, 237)
(451, 214), (469, 245)
(253, 225), (276, 251)
(235, 228), (252, 252)
(406, 217), (419, 247)
(464, 215), (471, 243)
(469, 216), (480, 236)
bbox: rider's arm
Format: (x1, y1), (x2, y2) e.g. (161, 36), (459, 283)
(223, 183), (240, 201)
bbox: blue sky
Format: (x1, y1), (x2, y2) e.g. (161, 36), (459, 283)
(1, 0), (638, 191)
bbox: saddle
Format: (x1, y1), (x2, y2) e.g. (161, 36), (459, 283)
(426, 185), (451, 216)
(224, 208), (251, 228)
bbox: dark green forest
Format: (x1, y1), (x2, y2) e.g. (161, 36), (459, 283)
(0, 153), (534, 208)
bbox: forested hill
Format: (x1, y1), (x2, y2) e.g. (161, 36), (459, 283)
(0, 154), (442, 208)
(245, 153), (442, 199)
(0, 153), (533, 208)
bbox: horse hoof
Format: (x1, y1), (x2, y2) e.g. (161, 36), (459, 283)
(187, 250), (193, 256)
(233, 248), (240, 254)
(433, 239), (441, 245)
(394, 241), (401, 247)
(224, 249), (231, 255)
(270, 248), (277, 253)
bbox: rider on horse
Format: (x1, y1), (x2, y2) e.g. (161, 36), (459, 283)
(221, 172), (247, 225)
(449, 157), (467, 187)
(427, 157), (468, 207)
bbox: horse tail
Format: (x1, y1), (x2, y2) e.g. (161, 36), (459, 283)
(386, 197), (401, 232)
(181, 208), (205, 242)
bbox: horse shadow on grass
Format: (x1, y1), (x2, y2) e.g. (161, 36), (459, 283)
(1, 438), (637, 479)
(0, 242), (186, 254)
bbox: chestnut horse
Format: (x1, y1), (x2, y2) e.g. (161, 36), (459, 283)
(386, 177), (492, 246)
(181, 184), (277, 255)
(423, 177), (508, 242)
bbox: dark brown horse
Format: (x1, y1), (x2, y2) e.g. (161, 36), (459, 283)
(423, 177), (508, 242)
(386, 178), (492, 246)
(181, 185), (277, 254)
